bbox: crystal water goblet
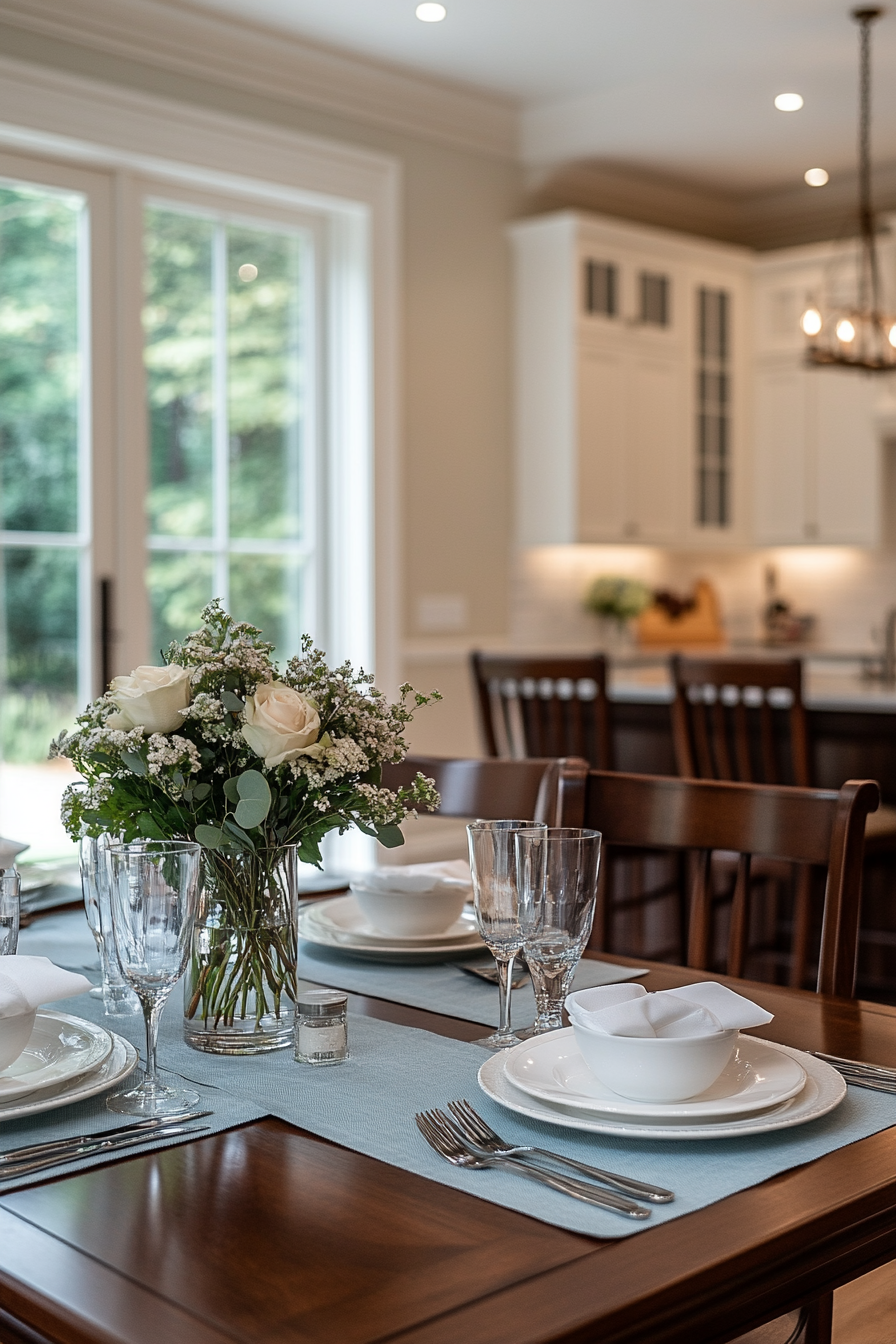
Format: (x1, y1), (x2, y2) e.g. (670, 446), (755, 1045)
(515, 827), (602, 1037)
(106, 840), (202, 1116)
(80, 835), (141, 1015)
(467, 819), (547, 1050)
(0, 869), (20, 955)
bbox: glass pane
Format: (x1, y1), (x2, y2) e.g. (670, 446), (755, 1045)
(0, 546), (78, 761)
(0, 183), (82, 534)
(229, 554), (306, 662)
(227, 224), (303, 541)
(145, 207), (214, 539)
(148, 551), (213, 655)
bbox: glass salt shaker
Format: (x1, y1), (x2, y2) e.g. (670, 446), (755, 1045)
(295, 990), (349, 1065)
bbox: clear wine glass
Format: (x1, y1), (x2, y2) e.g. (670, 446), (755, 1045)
(515, 827), (602, 1037)
(80, 835), (141, 1015)
(467, 819), (547, 1050)
(0, 869), (20, 955)
(106, 840), (202, 1116)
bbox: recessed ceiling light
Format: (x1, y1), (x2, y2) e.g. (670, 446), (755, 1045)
(238, 264), (258, 282)
(416, 3), (446, 20)
(804, 168), (830, 187)
(775, 92), (804, 111)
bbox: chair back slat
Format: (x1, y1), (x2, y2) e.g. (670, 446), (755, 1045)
(558, 766), (879, 997)
(470, 653), (613, 769)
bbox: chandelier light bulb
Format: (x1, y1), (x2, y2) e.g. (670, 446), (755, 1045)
(889, 324), (896, 349)
(800, 308), (823, 336)
(836, 319), (856, 343)
(416, 3), (446, 19)
(775, 92), (804, 111)
(805, 168), (830, 187)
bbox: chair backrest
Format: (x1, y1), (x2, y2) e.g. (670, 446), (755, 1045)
(670, 655), (810, 786)
(381, 755), (586, 826)
(470, 652), (613, 769)
(556, 763), (879, 997)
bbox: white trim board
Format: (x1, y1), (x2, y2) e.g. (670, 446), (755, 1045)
(0, 0), (517, 162)
(0, 52), (403, 695)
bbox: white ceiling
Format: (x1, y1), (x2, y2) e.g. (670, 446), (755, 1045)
(179, 0), (896, 193)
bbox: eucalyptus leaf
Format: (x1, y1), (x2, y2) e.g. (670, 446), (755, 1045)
(223, 778), (240, 804)
(353, 820), (378, 838)
(195, 824), (225, 849)
(237, 770), (271, 808)
(234, 797), (269, 830)
(221, 690), (245, 713)
(121, 751), (146, 777)
(192, 783), (211, 801)
(375, 824), (405, 849)
(223, 818), (256, 850)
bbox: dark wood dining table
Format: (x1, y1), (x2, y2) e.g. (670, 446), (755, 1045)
(1, 957), (895, 1344)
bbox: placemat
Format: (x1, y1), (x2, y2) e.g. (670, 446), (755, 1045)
(18, 914), (896, 1240)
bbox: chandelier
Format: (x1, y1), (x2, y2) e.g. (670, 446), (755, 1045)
(800, 8), (896, 371)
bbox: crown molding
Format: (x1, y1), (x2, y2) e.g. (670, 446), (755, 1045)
(0, 0), (517, 161)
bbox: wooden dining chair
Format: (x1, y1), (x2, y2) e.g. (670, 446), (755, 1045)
(470, 652), (613, 769)
(381, 754), (585, 825)
(556, 762), (879, 1344)
(555, 764), (879, 998)
(671, 653), (896, 992)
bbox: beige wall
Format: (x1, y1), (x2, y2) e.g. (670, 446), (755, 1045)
(0, 21), (522, 755)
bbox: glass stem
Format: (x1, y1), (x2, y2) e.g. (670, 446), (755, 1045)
(496, 953), (516, 1037)
(141, 995), (164, 1088)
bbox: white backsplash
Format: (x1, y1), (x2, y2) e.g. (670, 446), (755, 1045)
(511, 544), (896, 654)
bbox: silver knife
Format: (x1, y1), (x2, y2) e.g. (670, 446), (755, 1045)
(0, 1110), (213, 1166)
(0, 1124), (210, 1179)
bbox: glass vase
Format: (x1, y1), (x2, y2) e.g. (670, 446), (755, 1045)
(183, 846), (298, 1054)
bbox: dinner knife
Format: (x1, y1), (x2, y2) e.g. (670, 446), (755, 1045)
(0, 1123), (211, 1180)
(0, 1110), (213, 1166)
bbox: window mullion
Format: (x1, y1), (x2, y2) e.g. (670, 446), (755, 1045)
(212, 221), (229, 607)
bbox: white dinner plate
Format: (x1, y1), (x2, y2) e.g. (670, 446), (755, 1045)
(307, 895), (480, 945)
(479, 1043), (846, 1141)
(0, 1012), (114, 1103)
(298, 903), (485, 963)
(0, 1032), (139, 1123)
(503, 1028), (807, 1120)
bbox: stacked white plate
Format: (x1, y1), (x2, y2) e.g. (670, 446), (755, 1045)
(298, 894), (485, 963)
(0, 1011), (138, 1124)
(479, 1027), (847, 1140)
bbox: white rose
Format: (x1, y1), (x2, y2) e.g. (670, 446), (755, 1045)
(241, 682), (322, 768)
(106, 664), (192, 735)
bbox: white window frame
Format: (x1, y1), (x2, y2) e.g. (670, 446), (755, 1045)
(0, 53), (401, 693)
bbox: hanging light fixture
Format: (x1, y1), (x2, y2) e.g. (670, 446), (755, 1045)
(801, 8), (896, 371)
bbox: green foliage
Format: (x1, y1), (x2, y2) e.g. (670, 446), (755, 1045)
(584, 575), (653, 622)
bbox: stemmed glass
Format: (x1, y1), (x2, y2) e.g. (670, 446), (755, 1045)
(80, 835), (141, 1015)
(515, 827), (602, 1037)
(106, 840), (202, 1116)
(0, 870), (20, 955)
(467, 819), (547, 1050)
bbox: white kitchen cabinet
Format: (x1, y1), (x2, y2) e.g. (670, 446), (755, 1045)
(753, 248), (881, 546)
(511, 212), (753, 548)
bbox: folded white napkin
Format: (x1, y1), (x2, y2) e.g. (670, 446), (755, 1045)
(0, 957), (91, 1019)
(0, 836), (28, 869)
(565, 982), (774, 1039)
(355, 860), (472, 896)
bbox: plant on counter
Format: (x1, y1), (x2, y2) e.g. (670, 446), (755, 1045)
(53, 600), (441, 1052)
(583, 575), (653, 624)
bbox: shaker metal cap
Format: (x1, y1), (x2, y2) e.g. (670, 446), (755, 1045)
(297, 989), (347, 1017)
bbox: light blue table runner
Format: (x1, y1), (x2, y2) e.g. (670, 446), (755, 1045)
(13, 912), (896, 1240)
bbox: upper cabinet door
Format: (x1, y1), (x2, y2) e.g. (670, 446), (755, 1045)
(577, 345), (628, 541)
(628, 354), (683, 542)
(754, 365), (807, 544)
(813, 369), (880, 544)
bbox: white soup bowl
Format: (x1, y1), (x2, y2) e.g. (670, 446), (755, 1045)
(351, 884), (467, 938)
(570, 1018), (739, 1102)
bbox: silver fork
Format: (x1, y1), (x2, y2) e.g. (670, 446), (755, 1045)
(415, 1110), (649, 1219)
(447, 1099), (674, 1203)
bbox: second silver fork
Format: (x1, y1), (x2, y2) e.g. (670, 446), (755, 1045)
(448, 1099), (674, 1203)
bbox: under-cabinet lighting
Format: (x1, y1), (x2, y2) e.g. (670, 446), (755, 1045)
(805, 168), (830, 187)
(775, 92), (804, 111)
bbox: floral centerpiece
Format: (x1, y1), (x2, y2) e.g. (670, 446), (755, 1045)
(54, 601), (440, 1054)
